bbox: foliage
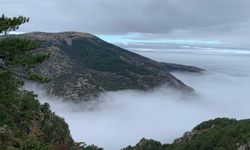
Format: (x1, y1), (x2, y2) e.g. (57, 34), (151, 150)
(19, 136), (51, 150)
(27, 72), (51, 83)
(71, 143), (104, 150)
(0, 14), (29, 35)
(0, 69), (74, 149)
(0, 38), (49, 66)
(167, 118), (250, 150)
(0, 14), (102, 150)
(0, 15), (50, 82)
(63, 38), (151, 75)
(123, 118), (250, 150)
(123, 138), (165, 150)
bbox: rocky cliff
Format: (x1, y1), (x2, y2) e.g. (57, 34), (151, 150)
(15, 32), (193, 101)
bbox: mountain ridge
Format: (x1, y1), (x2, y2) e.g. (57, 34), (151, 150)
(9, 32), (196, 101)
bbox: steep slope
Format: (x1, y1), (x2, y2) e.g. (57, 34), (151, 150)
(0, 68), (103, 150)
(15, 32), (192, 101)
(0, 70), (73, 149)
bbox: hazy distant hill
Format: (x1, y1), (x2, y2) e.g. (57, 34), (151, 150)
(15, 32), (194, 101)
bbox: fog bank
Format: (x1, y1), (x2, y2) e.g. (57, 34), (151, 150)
(23, 50), (250, 150)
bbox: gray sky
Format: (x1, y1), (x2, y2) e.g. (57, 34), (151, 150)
(2, 0), (250, 49)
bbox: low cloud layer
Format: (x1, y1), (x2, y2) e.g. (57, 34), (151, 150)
(23, 50), (250, 150)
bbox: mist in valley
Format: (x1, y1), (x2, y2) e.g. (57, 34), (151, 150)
(23, 50), (250, 150)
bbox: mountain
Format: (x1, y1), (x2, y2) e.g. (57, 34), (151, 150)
(13, 32), (194, 101)
(123, 118), (250, 150)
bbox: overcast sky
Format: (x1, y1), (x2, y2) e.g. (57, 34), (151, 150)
(2, 0), (250, 50)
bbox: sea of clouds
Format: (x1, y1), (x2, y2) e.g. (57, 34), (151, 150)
(23, 49), (250, 150)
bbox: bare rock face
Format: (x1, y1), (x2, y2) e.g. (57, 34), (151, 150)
(17, 32), (193, 101)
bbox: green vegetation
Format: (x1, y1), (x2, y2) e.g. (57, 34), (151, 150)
(124, 138), (165, 150)
(3, 14), (248, 150)
(167, 118), (250, 150)
(0, 14), (102, 150)
(63, 38), (152, 75)
(0, 14), (72, 150)
(0, 14), (29, 35)
(123, 118), (250, 150)
(0, 33), (50, 83)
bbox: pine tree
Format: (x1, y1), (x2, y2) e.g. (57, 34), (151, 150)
(0, 14), (103, 150)
(0, 15), (74, 149)
(0, 14), (50, 82)
(0, 14), (29, 35)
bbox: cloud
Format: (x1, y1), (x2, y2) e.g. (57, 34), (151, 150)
(23, 50), (250, 150)
(1, 0), (250, 34)
(2, 0), (250, 49)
